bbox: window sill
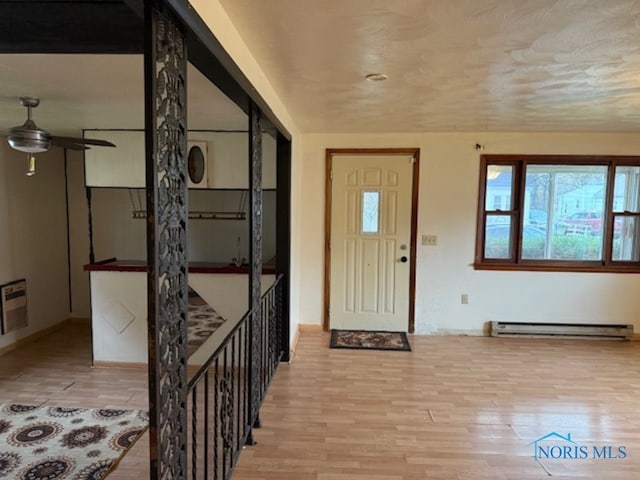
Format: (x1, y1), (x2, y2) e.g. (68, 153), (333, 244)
(473, 262), (640, 273)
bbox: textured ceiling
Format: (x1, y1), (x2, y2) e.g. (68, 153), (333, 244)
(219, 0), (640, 133)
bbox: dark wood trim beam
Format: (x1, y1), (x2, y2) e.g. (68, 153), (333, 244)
(0, 1), (144, 53)
(323, 151), (333, 332)
(276, 132), (292, 360)
(122, 0), (144, 18)
(247, 101), (263, 442)
(408, 150), (420, 334)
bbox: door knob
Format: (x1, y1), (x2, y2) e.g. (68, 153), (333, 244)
(400, 256), (408, 263)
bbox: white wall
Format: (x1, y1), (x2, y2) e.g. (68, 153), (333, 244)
(299, 132), (640, 334)
(0, 143), (71, 349)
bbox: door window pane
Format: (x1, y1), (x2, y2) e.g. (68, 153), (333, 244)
(362, 191), (380, 234)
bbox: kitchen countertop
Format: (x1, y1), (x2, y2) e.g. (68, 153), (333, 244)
(83, 258), (276, 274)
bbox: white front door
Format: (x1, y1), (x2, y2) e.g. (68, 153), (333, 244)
(329, 154), (414, 332)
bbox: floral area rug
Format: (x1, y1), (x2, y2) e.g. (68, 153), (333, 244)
(329, 329), (412, 351)
(187, 287), (227, 357)
(0, 404), (148, 479)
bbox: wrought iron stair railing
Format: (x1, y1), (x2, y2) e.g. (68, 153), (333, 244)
(186, 274), (284, 479)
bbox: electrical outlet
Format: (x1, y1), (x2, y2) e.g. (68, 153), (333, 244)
(461, 294), (469, 304)
(422, 234), (438, 246)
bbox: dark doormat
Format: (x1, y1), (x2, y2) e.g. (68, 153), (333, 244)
(329, 329), (411, 351)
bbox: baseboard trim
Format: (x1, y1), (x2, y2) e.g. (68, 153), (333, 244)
(0, 318), (78, 358)
(92, 361), (147, 370)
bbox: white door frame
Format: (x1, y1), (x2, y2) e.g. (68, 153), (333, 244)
(324, 148), (420, 333)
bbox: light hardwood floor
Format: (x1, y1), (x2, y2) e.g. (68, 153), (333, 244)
(0, 322), (150, 477)
(2, 323), (640, 479)
(233, 331), (640, 480)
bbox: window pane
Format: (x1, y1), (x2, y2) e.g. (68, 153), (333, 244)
(521, 224), (547, 259)
(485, 165), (513, 211)
(522, 164), (606, 261)
(485, 216), (512, 259)
(362, 191), (380, 233)
(613, 166), (640, 213)
(613, 216), (640, 261)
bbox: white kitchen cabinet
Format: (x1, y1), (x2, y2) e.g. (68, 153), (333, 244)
(84, 130), (277, 189)
(190, 131), (276, 189)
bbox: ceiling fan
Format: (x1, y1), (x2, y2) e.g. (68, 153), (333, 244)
(2, 97), (116, 175)
(4, 97), (116, 153)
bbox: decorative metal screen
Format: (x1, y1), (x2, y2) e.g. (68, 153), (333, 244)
(145, 6), (189, 479)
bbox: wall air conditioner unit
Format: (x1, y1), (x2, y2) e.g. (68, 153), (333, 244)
(187, 141), (209, 188)
(1, 279), (28, 334)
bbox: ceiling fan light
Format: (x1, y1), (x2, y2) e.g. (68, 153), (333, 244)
(26, 155), (36, 176)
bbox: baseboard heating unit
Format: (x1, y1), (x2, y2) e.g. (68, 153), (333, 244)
(490, 321), (633, 340)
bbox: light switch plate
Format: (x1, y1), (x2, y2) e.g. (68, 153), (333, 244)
(422, 234), (438, 246)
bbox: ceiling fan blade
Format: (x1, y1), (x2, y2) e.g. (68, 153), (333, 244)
(50, 135), (116, 148)
(48, 137), (89, 150)
(57, 143), (88, 151)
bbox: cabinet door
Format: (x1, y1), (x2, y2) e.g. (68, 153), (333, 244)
(84, 130), (276, 189)
(207, 132), (248, 189)
(84, 131), (145, 187)
(206, 132), (276, 189)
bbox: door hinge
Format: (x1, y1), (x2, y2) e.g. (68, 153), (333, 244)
(329, 170), (333, 181)
(410, 156), (416, 164)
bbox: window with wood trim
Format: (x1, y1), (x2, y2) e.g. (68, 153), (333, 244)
(475, 155), (640, 272)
